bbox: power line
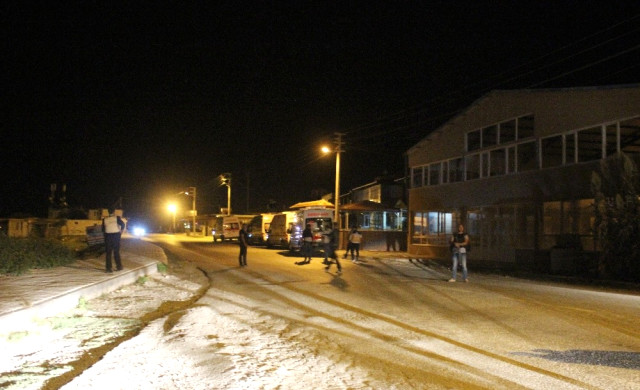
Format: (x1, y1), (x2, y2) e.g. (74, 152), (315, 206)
(342, 12), (640, 146)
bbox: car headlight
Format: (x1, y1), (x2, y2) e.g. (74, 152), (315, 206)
(132, 227), (146, 236)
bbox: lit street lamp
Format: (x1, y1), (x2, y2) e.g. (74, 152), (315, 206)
(322, 132), (344, 238)
(184, 187), (196, 234)
(220, 173), (232, 215)
(167, 203), (177, 233)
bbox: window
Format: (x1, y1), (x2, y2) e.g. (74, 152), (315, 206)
(577, 126), (602, 163)
(481, 152), (489, 178)
(412, 166), (424, 188)
(490, 148), (506, 176)
(368, 186), (381, 203)
(500, 119), (516, 144)
(412, 211), (453, 245)
(541, 135), (563, 168)
(429, 162), (441, 186)
(362, 214), (371, 228)
(517, 141), (538, 172)
(507, 146), (516, 173)
(518, 115), (535, 139)
(448, 157), (464, 183)
(605, 123), (618, 157)
(465, 153), (480, 180)
(483, 125), (498, 147)
(467, 129), (481, 152)
(566, 133), (576, 164)
(441, 161), (449, 184)
(620, 117), (640, 154)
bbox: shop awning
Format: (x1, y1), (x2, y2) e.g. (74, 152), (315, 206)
(340, 200), (399, 211)
(289, 199), (335, 209)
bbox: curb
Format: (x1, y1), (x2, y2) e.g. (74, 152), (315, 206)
(0, 256), (159, 335)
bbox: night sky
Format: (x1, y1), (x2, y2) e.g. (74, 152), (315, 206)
(3, 2), (640, 226)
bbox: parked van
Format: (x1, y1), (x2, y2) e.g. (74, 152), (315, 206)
(213, 214), (256, 242)
(209, 216), (224, 242)
(246, 213), (274, 245)
(265, 211), (296, 249)
(266, 208), (333, 251)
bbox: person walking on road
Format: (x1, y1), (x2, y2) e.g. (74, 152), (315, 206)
(324, 222), (342, 274)
(300, 223), (313, 264)
(347, 226), (362, 262)
(238, 223), (249, 267)
(449, 224), (470, 282)
(102, 208), (126, 273)
(322, 224), (333, 265)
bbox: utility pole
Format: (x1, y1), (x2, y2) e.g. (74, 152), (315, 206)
(221, 173), (232, 215)
(333, 132), (344, 232)
(190, 187), (196, 234)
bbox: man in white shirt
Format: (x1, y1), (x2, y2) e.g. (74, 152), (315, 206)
(102, 208), (126, 273)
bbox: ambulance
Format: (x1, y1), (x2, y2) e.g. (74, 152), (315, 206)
(266, 208), (333, 251)
(246, 213), (274, 245)
(212, 214), (256, 242)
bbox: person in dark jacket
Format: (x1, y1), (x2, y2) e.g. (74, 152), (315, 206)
(102, 208), (126, 273)
(324, 222), (342, 274)
(300, 223), (313, 264)
(449, 224), (470, 282)
(238, 223), (249, 267)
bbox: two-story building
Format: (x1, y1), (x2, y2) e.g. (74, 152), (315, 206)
(406, 84), (640, 273)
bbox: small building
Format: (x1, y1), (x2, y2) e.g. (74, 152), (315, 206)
(339, 176), (408, 251)
(406, 84), (640, 273)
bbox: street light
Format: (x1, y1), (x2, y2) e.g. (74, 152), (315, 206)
(322, 132), (344, 234)
(220, 173), (232, 215)
(167, 203), (177, 233)
(185, 187), (196, 234)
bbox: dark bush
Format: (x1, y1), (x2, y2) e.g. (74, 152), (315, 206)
(0, 235), (76, 275)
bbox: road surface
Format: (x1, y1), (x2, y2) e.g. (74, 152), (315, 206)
(87, 234), (639, 390)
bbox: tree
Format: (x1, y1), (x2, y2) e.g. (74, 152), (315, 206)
(591, 153), (640, 281)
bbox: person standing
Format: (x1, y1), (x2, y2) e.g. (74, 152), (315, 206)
(321, 224), (333, 265)
(348, 226), (362, 262)
(238, 223), (249, 267)
(449, 224), (470, 282)
(301, 223), (313, 264)
(324, 222), (342, 274)
(343, 228), (353, 259)
(102, 208), (126, 273)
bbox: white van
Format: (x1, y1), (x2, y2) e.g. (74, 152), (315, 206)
(265, 211), (296, 249)
(213, 214), (256, 242)
(266, 208), (333, 251)
(246, 213), (274, 245)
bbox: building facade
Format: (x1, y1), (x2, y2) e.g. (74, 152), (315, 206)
(339, 176), (408, 251)
(406, 85), (640, 272)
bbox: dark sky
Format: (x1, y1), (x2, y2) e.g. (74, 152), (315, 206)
(2, 2), (640, 224)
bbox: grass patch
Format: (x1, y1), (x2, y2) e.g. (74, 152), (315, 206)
(77, 296), (88, 310)
(136, 276), (149, 285)
(0, 236), (76, 276)
(157, 262), (168, 273)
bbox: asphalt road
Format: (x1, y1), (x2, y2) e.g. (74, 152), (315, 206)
(147, 235), (640, 389)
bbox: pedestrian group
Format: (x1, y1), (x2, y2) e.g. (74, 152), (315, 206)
(236, 221), (471, 283)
